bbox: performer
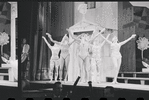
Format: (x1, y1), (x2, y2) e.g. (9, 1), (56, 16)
(42, 36), (60, 81)
(67, 27), (106, 82)
(99, 29), (136, 84)
(90, 33), (110, 83)
(21, 38), (30, 80)
(46, 33), (77, 81)
(68, 30), (89, 82)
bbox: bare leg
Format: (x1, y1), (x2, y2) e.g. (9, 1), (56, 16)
(54, 62), (59, 81)
(49, 60), (54, 81)
(84, 56), (91, 82)
(90, 58), (94, 82)
(59, 56), (64, 81)
(78, 56), (84, 82)
(91, 58), (96, 82)
(96, 59), (101, 83)
(111, 57), (118, 84)
(64, 55), (70, 81)
(114, 57), (122, 83)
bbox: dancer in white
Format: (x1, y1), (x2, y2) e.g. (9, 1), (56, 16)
(90, 33), (110, 83)
(67, 30), (87, 82)
(99, 29), (136, 84)
(46, 33), (77, 81)
(67, 28), (106, 82)
(42, 36), (60, 81)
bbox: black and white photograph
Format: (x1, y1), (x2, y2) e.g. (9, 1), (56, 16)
(1, 1), (149, 100)
(19, 2), (149, 100)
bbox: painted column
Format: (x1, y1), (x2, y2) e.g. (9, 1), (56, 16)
(9, 2), (17, 61)
(8, 2), (18, 82)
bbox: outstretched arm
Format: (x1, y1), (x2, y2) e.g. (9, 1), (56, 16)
(67, 35), (82, 46)
(42, 36), (52, 49)
(119, 34), (136, 46)
(67, 40), (75, 47)
(90, 28), (106, 43)
(100, 34), (110, 47)
(46, 33), (61, 45)
(99, 30), (112, 44)
(66, 28), (81, 42)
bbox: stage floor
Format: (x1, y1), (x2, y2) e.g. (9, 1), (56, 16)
(30, 81), (149, 92)
(0, 80), (18, 87)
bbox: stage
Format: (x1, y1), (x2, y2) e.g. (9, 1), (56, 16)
(30, 81), (149, 91)
(28, 80), (149, 99)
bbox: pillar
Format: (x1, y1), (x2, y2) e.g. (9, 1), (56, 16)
(9, 2), (17, 61)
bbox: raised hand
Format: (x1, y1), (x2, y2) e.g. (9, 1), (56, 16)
(99, 28), (106, 34)
(131, 34), (136, 38)
(66, 28), (69, 31)
(46, 33), (51, 37)
(42, 36), (45, 39)
(64, 33), (67, 36)
(67, 28), (73, 37)
(66, 28), (71, 34)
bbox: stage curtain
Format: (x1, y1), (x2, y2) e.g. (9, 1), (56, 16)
(51, 2), (74, 39)
(27, 2), (74, 81)
(50, 2), (74, 80)
(28, 2), (52, 81)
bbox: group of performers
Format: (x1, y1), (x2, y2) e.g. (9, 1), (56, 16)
(42, 27), (136, 84)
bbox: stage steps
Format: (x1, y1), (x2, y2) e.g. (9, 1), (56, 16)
(0, 64), (16, 81)
(106, 72), (149, 85)
(0, 67), (9, 80)
(118, 72), (149, 78)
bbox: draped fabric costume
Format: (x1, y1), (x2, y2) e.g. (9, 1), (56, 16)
(90, 45), (102, 82)
(21, 44), (30, 79)
(68, 42), (80, 82)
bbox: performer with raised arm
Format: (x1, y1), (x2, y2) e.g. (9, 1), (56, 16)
(46, 33), (77, 81)
(67, 29), (90, 82)
(89, 32), (110, 83)
(42, 36), (60, 81)
(99, 29), (136, 84)
(67, 27), (106, 82)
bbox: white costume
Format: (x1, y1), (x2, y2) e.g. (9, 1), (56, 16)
(110, 43), (122, 59)
(77, 38), (90, 82)
(42, 36), (60, 81)
(90, 34), (110, 83)
(49, 45), (60, 81)
(90, 45), (102, 82)
(59, 44), (70, 81)
(50, 46), (60, 67)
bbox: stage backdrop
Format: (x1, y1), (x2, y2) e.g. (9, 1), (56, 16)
(118, 2), (149, 72)
(133, 6), (149, 72)
(117, 2), (137, 72)
(69, 2), (119, 82)
(0, 2), (10, 66)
